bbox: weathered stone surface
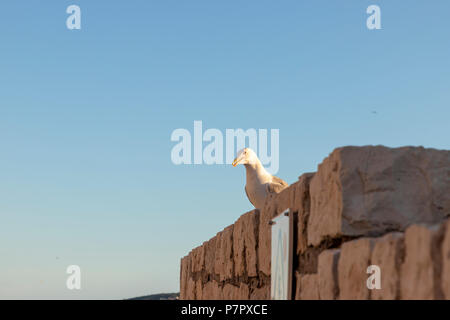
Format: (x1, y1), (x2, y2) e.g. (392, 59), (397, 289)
(308, 146), (450, 246)
(318, 249), (340, 300)
(222, 283), (248, 300)
(295, 273), (319, 300)
(202, 281), (223, 300)
(238, 283), (250, 300)
(292, 173), (314, 214)
(250, 285), (270, 300)
(295, 173), (314, 254)
(195, 279), (203, 300)
(213, 232), (225, 277)
(338, 238), (375, 300)
(204, 237), (216, 277)
(258, 195), (278, 276)
(288, 181), (301, 212)
(442, 220), (450, 299)
(214, 225), (234, 281)
(294, 272), (301, 300)
(186, 277), (196, 300)
(180, 256), (188, 300)
(191, 245), (205, 273)
(370, 232), (404, 300)
(233, 210), (259, 278)
(400, 224), (444, 300)
(222, 284), (236, 300)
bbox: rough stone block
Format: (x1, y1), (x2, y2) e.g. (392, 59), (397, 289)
(222, 284), (233, 300)
(204, 236), (217, 277)
(250, 285), (270, 300)
(258, 196), (278, 276)
(186, 277), (196, 300)
(370, 232), (404, 300)
(295, 173), (314, 254)
(233, 210), (259, 278)
(288, 181), (301, 212)
(442, 220), (450, 299)
(318, 249), (340, 300)
(191, 245), (205, 273)
(221, 283), (250, 300)
(214, 225), (234, 281)
(292, 173), (315, 214)
(237, 283), (250, 300)
(195, 279), (203, 300)
(180, 256), (188, 300)
(202, 281), (223, 300)
(308, 146), (450, 246)
(295, 273), (320, 300)
(400, 223), (444, 300)
(338, 238), (375, 300)
(213, 231), (225, 277)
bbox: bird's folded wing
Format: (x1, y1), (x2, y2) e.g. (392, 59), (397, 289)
(245, 185), (257, 207)
(266, 176), (289, 194)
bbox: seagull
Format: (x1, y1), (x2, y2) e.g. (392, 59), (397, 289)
(232, 148), (289, 209)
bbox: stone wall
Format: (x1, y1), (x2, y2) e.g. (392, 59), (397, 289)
(180, 146), (450, 300)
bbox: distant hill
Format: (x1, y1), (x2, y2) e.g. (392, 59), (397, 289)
(127, 292), (179, 300)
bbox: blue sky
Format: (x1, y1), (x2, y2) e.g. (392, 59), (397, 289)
(1, 1), (449, 299)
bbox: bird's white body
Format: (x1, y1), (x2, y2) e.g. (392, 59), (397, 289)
(244, 162), (275, 209)
(233, 148), (289, 210)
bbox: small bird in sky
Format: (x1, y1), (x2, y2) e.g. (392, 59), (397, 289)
(232, 148), (289, 209)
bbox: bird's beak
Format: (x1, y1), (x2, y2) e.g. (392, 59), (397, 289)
(232, 156), (241, 167)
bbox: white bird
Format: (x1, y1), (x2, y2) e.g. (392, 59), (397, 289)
(232, 148), (289, 209)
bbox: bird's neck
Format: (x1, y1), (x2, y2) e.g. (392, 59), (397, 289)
(245, 161), (271, 182)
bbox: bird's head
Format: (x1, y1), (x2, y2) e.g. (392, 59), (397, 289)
(232, 148), (258, 167)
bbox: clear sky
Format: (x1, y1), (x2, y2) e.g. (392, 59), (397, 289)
(1, 1), (449, 299)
